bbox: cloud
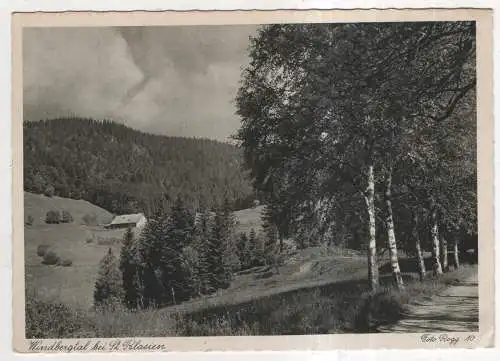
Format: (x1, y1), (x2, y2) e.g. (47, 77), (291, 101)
(118, 25), (255, 76)
(23, 27), (143, 121)
(23, 25), (259, 141)
(115, 25), (256, 110)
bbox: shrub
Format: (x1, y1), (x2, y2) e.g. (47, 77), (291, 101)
(44, 185), (55, 198)
(36, 244), (51, 257)
(82, 213), (98, 226)
(42, 250), (60, 265)
(353, 289), (407, 332)
(94, 248), (123, 308)
(97, 237), (120, 246)
(45, 210), (60, 224)
(59, 259), (73, 267)
(25, 215), (34, 226)
(61, 210), (74, 223)
(84, 229), (95, 244)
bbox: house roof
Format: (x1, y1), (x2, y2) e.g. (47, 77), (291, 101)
(110, 213), (145, 225)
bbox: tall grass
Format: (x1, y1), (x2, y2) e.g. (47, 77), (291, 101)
(25, 265), (477, 338)
(26, 291), (179, 338)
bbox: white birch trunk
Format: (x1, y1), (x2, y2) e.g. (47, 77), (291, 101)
(440, 235), (448, 272)
(453, 238), (460, 269)
(364, 164), (379, 292)
(430, 204), (443, 275)
(384, 171), (404, 289)
(413, 213), (426, 281)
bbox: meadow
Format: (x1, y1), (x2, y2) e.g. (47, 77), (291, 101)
(24, 192), (477, 337)
(24, 192), (265, 309)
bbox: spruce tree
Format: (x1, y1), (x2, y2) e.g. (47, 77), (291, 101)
(94, 248), (123, 308)
(237, 232), (249, 269)
(119, 227), (140, 309)
(169, 196), (195, 249)
(159, 197), (195, 304)
(136, 206), (169, 307)
(195, 207), (214, 294)
(181, 245), (202, 297)
(207, 201), (236, 290)
(248, 228), (266, 267)
(221, 199), (241, 272)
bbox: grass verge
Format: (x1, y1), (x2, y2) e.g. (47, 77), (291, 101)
(25, 264), (477, 338)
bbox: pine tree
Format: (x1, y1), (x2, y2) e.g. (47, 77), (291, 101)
(220, 199), (241, 273)
(195, 207), (214, 294)
(169, 196), (195, 249)
(248, 228), (265, 268)
(181, 245), (202, 297)
(237, 232), (250, 269)
(94, 248), (123, 308)
(206, 201), (237, 290)
(119, 227), (141, 309)
(161, 197), (196, 303)
(136, 206), (169, 307)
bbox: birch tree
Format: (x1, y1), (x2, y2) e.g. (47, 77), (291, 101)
(236, 22), (476, 291)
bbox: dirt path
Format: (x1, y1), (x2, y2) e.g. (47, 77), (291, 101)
(378, 271), (479, 333)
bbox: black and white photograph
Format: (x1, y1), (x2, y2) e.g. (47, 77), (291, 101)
(12, 9), (494, 351)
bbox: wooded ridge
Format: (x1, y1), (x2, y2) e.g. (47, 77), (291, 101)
(23, 117), (255, 215)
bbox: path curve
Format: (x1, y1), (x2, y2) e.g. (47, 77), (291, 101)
(378, 271), (479, 333)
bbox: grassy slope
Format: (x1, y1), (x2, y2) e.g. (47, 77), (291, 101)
(163, 246), (367, 315)
(24, 194), (267, 309)
(233, 205), (265, 234)
(25, 223), (124, 308)
(24, 192), (114, 226)
(24, 192), (120, 308)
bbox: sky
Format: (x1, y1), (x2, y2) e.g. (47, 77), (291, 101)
(23, 25), (260, 142)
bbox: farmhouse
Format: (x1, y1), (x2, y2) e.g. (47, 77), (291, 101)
(105, 213), (147, 230)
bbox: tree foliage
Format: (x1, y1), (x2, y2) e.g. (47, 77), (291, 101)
(119, 227), (141, 309)
(94, 248), (123, 308)
(117, 199), (242, 308)
(235, 22), (477, 285)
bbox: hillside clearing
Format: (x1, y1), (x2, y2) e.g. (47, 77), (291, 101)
(24, 192), (113, 226)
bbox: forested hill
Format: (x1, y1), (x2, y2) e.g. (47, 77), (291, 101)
(23, 118), (255, 215)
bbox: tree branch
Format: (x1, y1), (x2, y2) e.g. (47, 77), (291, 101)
(430, 80), (476, 122)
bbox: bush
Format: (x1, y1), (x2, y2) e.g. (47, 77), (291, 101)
(44, 185), (55, 198)
(96, 237), (120, 246)
(84, 229), (95, 244)
(82, 213), (98, 226)
(61, 210), (74, 223)
(59, 259), (73, 267)
(94, 248), (123, 308)
(353, 289), (408, 332)
(25, 215), (34, 226)
(36, 244), (51, 257)
(42, 250), (60, 265)
(45, 210), (60, 224)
